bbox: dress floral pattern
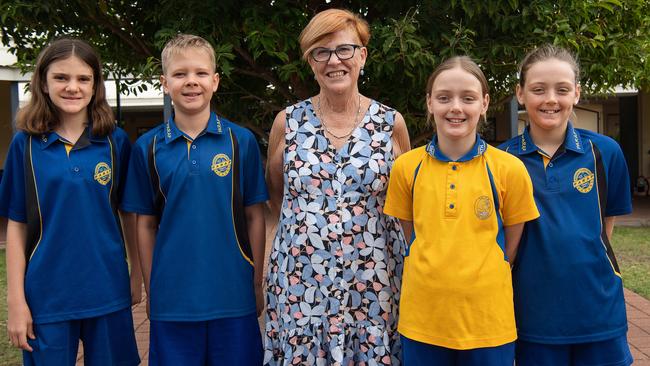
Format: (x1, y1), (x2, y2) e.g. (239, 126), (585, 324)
(264, 99), (405, 365)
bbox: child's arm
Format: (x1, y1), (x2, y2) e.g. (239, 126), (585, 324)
(136, 214), (158, 317)
(120, 211), (142, 305)
(6, 219), (34, 352)
(245, 203), (266, 316)
(604, 217), (616, 241)
(266, 111), (285, 221)
(505, 223), (525, 265)
(392, 112), (411, 158)
(399, 219), (413, 245)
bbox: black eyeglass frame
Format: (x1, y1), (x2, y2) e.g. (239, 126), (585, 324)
(309, 44), (363, 62)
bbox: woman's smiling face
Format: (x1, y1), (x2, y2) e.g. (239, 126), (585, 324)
(308, 28), (366, 95)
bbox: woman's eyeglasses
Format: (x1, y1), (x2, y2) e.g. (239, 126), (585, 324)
(310, 44), (362, 62)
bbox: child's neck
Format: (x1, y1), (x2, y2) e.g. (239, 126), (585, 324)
(56, 115), (87, 144)
(174, 109), (211, 140)
(438, 134), (476, 161)
(529, 122), (567, 157)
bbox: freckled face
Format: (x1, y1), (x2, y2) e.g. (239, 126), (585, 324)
(517, 58), (580, 133)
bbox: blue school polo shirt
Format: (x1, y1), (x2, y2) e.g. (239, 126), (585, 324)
(122, 112), (268, 322)
(499, 123), (632, 344)
(0, 128), (132, 324)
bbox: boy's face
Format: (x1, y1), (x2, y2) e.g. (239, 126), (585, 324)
(161, 48), (219, 117)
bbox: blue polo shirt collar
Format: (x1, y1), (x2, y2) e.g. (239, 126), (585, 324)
(39, 126), (102, 150)
(164, 112), (224, 144)
(426, 134), (488, 162)
(563, 122), (585, 153)
(518, 122), (584, 155)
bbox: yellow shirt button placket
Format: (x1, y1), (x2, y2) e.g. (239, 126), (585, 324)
(446, 163), (459, 218)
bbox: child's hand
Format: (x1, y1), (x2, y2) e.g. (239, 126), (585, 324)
(255, 283), (265, 317)
(130, 277), (143, 305)
(7, 300), (35, 352)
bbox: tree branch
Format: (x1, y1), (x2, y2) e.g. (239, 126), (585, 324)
(232, 45), (296, 101)
(81, 4), (154, 58)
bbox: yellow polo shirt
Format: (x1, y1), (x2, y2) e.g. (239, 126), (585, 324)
(385, 136), (539, 350)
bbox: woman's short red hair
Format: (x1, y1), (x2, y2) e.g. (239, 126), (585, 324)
(299, 8), (370, 60)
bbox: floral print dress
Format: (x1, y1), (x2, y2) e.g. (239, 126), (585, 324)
(264, 99), (405, 365)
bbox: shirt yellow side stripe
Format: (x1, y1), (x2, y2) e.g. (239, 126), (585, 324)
(229, 130), (254, 266)
(590, 140), (621, 278)
(152, 135), (167, 203)
(28, 136), (44, 261)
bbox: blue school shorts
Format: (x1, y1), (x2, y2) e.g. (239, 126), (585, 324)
(149, 312), (263, 366)
(516, 335), (633, 366)
(401, 335), (515, 366)
(23, 307), (139, 366)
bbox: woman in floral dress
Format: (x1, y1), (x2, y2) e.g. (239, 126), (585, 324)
(264, 8), (410, 366)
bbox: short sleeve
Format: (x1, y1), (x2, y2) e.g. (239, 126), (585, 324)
(240, 130), (269, 206)
(0, 133), (28, 222)
(384, 154), (414, 221)
(602, 140), (632, 217)
(121, 138), (156, 215)
(500, 157), (540, 226)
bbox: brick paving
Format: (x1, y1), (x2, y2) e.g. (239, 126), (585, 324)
(626, 289), (650, 365)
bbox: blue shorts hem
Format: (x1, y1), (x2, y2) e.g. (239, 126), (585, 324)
(516, 325), (628, 345)
(31, 300), (132, 325)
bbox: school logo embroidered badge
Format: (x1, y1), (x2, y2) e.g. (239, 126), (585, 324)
(93, 162), (112, 185)
(211, 153), (231, 177)
(573, 168), (594, 193)
(474, 195), (493, 220)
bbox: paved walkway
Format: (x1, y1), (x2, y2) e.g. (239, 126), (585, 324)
(626, 289), (650, 365)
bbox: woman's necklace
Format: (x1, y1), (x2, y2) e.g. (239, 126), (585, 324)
(317, 94), (362, 140)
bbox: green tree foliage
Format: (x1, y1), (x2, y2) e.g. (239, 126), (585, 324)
(1, 0), (649, 138)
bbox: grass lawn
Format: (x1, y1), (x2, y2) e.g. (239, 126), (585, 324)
(0, 249), (21, 365)
(611, 226), (650, 299)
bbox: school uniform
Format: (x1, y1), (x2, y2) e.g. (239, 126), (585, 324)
(122, 112), (268, 365)
(0, 127), (139, 366)
(384, 135), (539, 365)
(500, 123), (633, 366)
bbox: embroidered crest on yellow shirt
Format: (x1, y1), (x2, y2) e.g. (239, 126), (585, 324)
(573, 168), (594, 193)
(211, 153), (231, 177)
(93, 162), (112, 185)
(474, 196), (493, 220)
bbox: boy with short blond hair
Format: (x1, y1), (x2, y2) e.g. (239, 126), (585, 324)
(122, 34), (267, 365)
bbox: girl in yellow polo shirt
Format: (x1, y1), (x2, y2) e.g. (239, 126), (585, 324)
(384, 56), (539, 366)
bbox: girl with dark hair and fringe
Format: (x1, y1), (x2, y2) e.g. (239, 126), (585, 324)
(0, 38), (141, 366)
